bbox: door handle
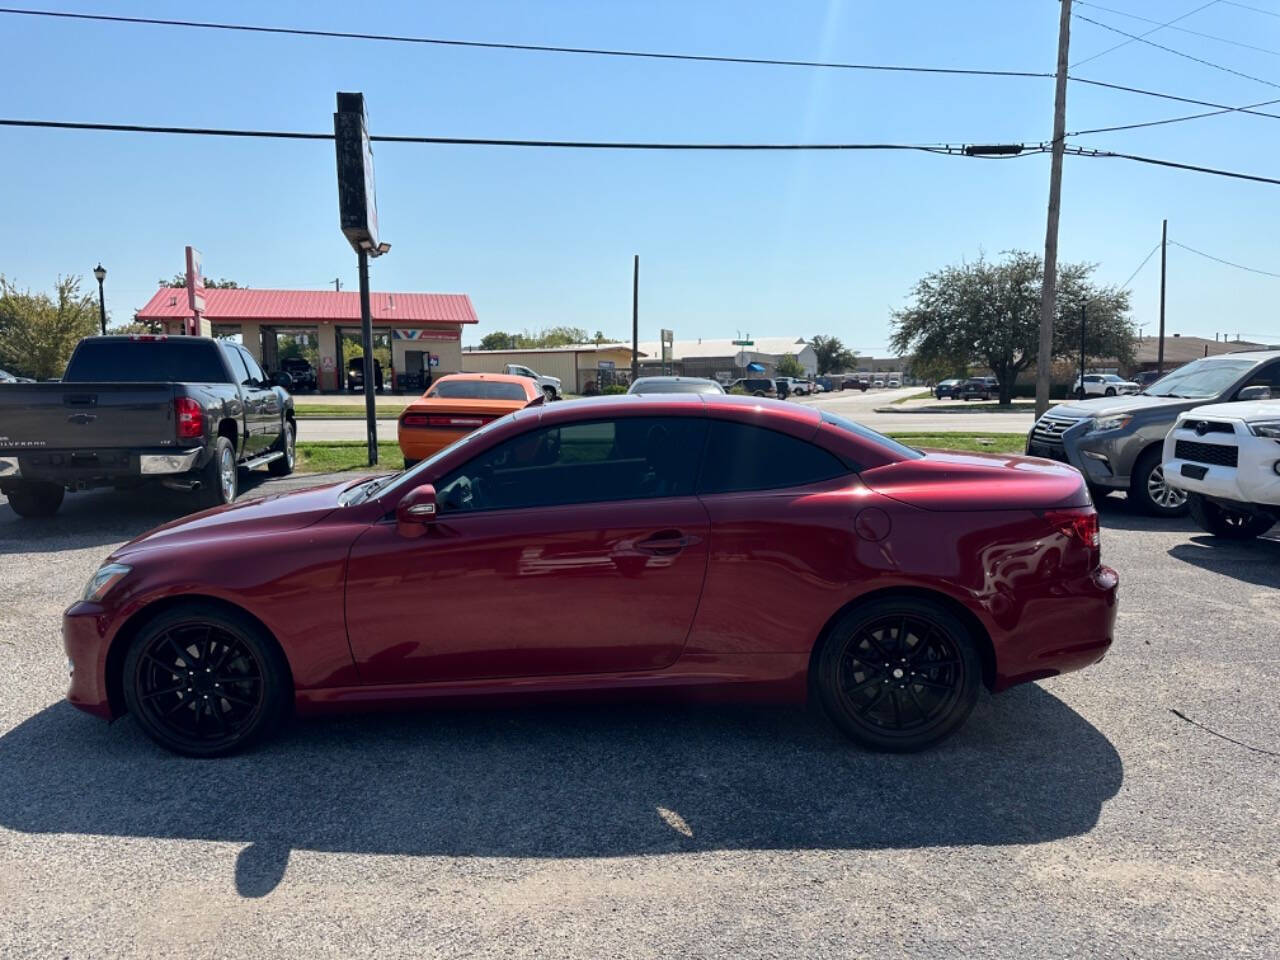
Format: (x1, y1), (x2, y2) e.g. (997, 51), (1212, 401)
(636, 531), (696, 555)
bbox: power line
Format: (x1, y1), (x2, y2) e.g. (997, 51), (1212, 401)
(1169, 239), (1280, 278)
(1067, 75), (1280, 118)
(1068, 95), (1280, 136)
(1071, 0), (1223, 69)
(0, 6), (1052, 80)
(1119, 243), (1162, 290)
(1075, 1), (1280, 58)
(1066, 144), (1280, 185)
(1074, 13), (1280, 90)
(1221, 0), (1280, 17)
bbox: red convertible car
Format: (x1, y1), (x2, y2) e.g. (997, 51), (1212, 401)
(64, 395), (1118, 756)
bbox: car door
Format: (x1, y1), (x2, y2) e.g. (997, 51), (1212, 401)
(344, 414), (712, 685)
(235, 347), (277, 454)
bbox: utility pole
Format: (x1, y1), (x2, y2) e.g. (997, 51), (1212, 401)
(1079, 303), (1087, 400)
(333, 278), (343, 292)
(357, 249), (377, 466)
(1157, 219), (1168, 376)
(1035, 0), (1073, 420)
(631, 255), (639, 383)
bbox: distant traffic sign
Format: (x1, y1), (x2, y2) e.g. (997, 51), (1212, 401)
(732, 339), (754, 346)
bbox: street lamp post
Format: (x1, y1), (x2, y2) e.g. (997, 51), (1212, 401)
(92, 263), (107, 335)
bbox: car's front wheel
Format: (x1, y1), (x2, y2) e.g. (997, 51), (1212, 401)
(1188, 494), (1275, 540)
(1129, 446), (1188, 516)
(5, 481), (65, 518)
(122, 602), (292, 757)
(815, 598), (982, 752)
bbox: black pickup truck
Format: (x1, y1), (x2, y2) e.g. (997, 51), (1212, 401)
(0, 335), (297, 517)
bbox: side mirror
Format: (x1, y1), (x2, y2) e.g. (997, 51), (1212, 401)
(1238, 385), (1272, 401)
(396, 484), (438, 532)
(273, 371), (294, 389)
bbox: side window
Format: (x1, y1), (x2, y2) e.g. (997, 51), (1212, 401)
(436, 416), (707, 514)
(697, 420), (847, 495)
(238, 348), (266, 386)
(1239, 362), (1280, 395)
(223, 345), (251, 385)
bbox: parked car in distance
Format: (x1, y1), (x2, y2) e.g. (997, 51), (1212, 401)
(872, 377), (886, 388)
(887, 376), (902, 388)
(1027, 350), (1280, 516)
(934, 378), (963, 400)
(839, 376), (868, 392)
(502, 363), (562, 401)
(728, 377), (777, 398)
(1163, 396), (1280, 540)
(960, 377), (999, 401)
(1135, 370), (1164, 389)
(0, 335), (295, 516)
(346, 356), (384, 393)
(1, 368), (35, 384)
(279, 356), (317, 392)
(1074, 373), (1140, 399)
(775, 377), (808, 396)
(398, 373), (542, 467)
(628, 376), (725, 396)
(64, 395), (1118, 757)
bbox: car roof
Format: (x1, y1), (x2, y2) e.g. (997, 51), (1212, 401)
(1218, 349), (1280, 361)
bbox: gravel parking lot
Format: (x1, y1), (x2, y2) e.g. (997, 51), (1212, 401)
(1, 478), (1276, 959)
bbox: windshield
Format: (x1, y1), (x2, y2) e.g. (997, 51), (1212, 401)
(1142, 358), (1254, 399)
(427, 380), (528, 401)
(820, 410), (924, 461)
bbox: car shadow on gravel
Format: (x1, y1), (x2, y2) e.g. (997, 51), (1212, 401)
(0, 686), (1122, 897)
(1168, 534), (1280, 588)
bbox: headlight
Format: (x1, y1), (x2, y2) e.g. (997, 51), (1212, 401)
(1089, 414), (1132, 434)
(81, 562), (131, 602)
(1248, 420), (1280, 439)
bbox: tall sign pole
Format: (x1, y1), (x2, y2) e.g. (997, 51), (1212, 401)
(631, 255), (639, 383)
(334, 91), (389, 467)
(1035, 0), (1073, 420)
(1158, 218), (1168, 376)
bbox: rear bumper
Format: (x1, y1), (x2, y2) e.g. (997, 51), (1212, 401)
(0, 446), (209, 488)
(992, 566), (1119, 691)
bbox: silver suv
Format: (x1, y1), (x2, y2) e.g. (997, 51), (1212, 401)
(1026, 350), (1280, 516)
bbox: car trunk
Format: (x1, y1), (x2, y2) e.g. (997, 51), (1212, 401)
(400, 397), (528, 428)
(0, 382), (178, 451)
(860, 450), (1091, 512)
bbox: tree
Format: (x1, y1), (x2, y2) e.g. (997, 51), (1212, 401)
(775, 353), (805, 378)
(160, 273), (241, 289)
(593, 330), (606, 345)
(0, 276), (101, 379)
(890, 250), (1133, 406)
(477, 327), (591, 351)
(479, 331), (520, 351)
(810, 335), (858, 375)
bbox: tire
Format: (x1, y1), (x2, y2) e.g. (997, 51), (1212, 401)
(815, 597), (982, 752)
(197, 436), (238, 509)
(1128, 446), (1188, 517)
(543, 386), (558, 402)
(268, 421), (295, 477)
(5, 481), (65, 518)
(1087, 483), (1112, 503)
(1105, 388), (1116, 397)
(753, 390), (765, 397)
(1187, 493), (1275, 540)
(121, 601), (292, 757)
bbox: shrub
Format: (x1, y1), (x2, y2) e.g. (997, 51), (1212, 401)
(602, 384), (627, 395)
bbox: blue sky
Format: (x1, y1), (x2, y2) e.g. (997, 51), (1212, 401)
(2, 0), (1278, 352)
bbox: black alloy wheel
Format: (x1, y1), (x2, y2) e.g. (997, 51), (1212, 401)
(122, 603), (290, 757)
(1188, 493), (1276, 540)
(816, 598), (981, 752)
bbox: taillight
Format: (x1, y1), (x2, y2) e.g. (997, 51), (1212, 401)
(401, 413), (490, 428)
(175, 396), (204, 438)
(1045, 508), (1099, 549)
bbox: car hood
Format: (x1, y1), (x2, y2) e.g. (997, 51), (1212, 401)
(1047, 393), (1186, 419)
(861, 450), (1089, 512)
(1176, 399), (1280, 422)
(112, 480), (352, 560)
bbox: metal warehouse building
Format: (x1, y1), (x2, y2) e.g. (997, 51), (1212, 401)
(634, 337), (817, 380)
(460, 344), (645, 393)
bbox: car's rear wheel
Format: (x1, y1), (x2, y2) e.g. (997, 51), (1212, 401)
(122, 603), (292, 757)
(1105, 387), (1117, 397)
(1129, 446), (1188, 516)
(1187, 493), (1275, 540)
(268, 421), (295, 477)
(197, 437), (238, 508)
(5, 481), (65, 517)
(816, 598), (981, 752)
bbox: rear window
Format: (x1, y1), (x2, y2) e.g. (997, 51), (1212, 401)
(63, 340), (230, 383)
(427, 379), (528, 401)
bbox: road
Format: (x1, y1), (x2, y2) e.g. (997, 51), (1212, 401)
(296, 388), (1038, 441)
(0, 477), (1276, 958)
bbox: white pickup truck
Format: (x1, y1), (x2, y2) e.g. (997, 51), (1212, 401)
(503, 363), (561, 400)
(1163, 398), (1280, 539)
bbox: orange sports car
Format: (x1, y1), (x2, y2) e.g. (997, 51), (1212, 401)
(398, 373), (542, 467)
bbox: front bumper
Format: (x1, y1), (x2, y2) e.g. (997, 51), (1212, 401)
(1026, 419), (1139, 490)
(63, 602), (115, 719)
(1162, 427), (1280, 505)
